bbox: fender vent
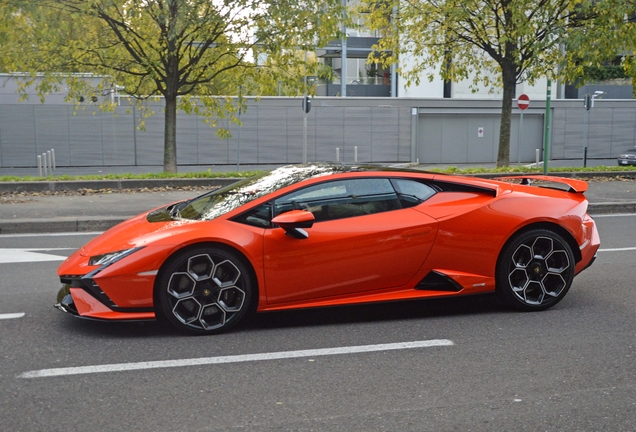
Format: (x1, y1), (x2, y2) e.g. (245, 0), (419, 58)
(415, 271), (463, 292)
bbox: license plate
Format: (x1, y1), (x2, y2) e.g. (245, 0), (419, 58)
(621, 161), (628, 165)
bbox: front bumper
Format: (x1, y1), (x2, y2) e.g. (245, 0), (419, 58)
(55, 285), (79, 315)
(55, 284), (155, 321)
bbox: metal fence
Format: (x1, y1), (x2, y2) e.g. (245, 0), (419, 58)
(0, 99), (412, 167)
(0, 97), (634, 168)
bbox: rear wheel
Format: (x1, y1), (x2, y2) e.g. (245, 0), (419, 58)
(496, 229), (575, 311)
(155, 246), (255, 335)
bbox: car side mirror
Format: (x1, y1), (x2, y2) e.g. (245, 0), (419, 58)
(271, 210), (315, 239)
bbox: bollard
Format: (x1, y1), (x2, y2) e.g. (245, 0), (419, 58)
(47, 151), (52, 174)
(354, 146), (358, 163)
(42, 153), (48, 176)
(535, 149), (540, 167)
(51, 149), (56, 170)
(37, 155), (42, 177)
(336, 148), (340, 162)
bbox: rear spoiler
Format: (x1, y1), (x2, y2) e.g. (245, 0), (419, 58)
(497, 175), (588, 193)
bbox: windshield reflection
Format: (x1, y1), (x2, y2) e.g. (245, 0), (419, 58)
(177, 164), (351, 221)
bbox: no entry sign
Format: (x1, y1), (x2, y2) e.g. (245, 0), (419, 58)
(517, 94), (530, 110)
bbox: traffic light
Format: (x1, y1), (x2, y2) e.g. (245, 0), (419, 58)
(302, 96), (311, 113)
(584, 94), (591, 111)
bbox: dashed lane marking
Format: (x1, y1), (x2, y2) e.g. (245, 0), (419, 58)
(18, 340), (455, 379)
(0, 248), (74, 263)
(592, 214), (636, 218)
(0, 232), (102, 238)
(0, 313), (25, 320)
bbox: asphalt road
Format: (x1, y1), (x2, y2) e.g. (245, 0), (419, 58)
(1, 215), (635, 431)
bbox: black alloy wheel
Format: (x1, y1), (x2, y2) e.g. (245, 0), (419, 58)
(496, 229), (575, 311)
(155, 246), (255, 335)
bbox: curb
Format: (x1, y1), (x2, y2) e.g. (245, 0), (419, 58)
(0, 178), (239, 194)
(0, 217), (125, 235)
(475, 171), (636, 180)
(588, 202), (636, 215)
(0, 202), (632, 235)
(1, 171), (636, 194)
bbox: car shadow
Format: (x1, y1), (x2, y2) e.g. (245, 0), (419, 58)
(56, 293), (507, 338)
(55, 315), (177, 338)
(243, 293), (506, 332)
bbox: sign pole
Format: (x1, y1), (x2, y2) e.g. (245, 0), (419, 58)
(516, 94), (530, 166)
(517, 110), (524, 166)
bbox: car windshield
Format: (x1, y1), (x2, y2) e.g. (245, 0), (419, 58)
(175, 164), (352, 221)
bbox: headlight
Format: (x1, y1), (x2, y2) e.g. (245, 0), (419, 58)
(89, 247), (143, 267)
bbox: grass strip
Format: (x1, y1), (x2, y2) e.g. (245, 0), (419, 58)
(1, 165), (635, 182)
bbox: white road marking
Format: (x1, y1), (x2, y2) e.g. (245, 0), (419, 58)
(0, 248), (74, 263)
(598, 247), (636, 252)
(0, 313), (25, 320)
(0, 232), (103, 238)
(592, 214), (636, 218)
(18, 339), (454, 379)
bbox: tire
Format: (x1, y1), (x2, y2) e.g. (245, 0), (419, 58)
(496, 229), (575, 311)
(155, 246), (255, 335)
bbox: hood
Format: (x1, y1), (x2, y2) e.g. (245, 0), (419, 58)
(78, 211), (197, 257)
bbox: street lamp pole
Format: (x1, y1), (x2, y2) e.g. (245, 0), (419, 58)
(237, 85), (242, 171)
(583, 91), (605, 167)
(340, 0), (347, 98)
(543, 76), (552, 175)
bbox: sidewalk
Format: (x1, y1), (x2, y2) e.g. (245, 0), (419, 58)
(0, 157), (623, 178)
(0, 166), (635, 234)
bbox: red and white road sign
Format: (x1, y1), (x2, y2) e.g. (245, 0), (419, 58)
(517, 94), (530, 110)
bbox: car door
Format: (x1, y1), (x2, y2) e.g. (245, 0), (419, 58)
(262, 178), (439, 304)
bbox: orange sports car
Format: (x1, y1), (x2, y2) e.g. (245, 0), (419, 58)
(56, 164), (600, 335)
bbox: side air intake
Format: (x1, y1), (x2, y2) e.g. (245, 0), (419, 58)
(415, 271), (463, 292)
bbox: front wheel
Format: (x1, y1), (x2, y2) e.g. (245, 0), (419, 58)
(155, 246), (255, 335)
(496, 229), (575, 311)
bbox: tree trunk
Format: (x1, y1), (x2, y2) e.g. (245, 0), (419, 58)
(163, 3), (179, 174)
(163, 95), (178, 173)
(497, 61), (517, 167)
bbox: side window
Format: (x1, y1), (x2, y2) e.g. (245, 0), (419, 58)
(391, 179), (436, 208)
(275, 178), (400, 222)
(274, 182), (349, 219)
(232, 203), (272, 228)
